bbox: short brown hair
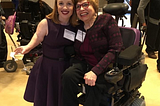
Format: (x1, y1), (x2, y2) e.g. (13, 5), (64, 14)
(76, 0), (98, 13)
(46, 0), (78, 26)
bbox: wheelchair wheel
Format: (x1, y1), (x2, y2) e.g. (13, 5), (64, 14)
(4, 60), (17, 72)
(131, 97), (146, 106)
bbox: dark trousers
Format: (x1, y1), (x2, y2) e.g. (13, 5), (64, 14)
(158, 47), (160, 65)
(0, 24), (7, 66)
(130, 0), (140, 27)
(62, 59), (112, 106)
(12, 0), (19, 10)
(146, 22), (160, 53)
(157, 24), (160, 64)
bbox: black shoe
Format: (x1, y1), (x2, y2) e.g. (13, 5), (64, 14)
(148, 52), (157, 59)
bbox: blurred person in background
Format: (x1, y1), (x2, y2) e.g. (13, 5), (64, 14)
(12, 0), (19, 11)
(137, 0), (160, 72)
(0, 3), (7, 68)
(137, 0), (160, 59)
(129, 0), (140, 27)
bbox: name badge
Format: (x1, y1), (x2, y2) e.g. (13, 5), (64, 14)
(63, 29), (76, 41)
(76, 29), (86, 42)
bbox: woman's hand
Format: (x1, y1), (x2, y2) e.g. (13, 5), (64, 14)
(84, 71), (97, 86)
(14, 46), (30, 54)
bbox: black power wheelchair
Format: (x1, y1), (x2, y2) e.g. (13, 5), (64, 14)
(10, 0), (52, 74)
(78, 3), (148, 106)
(2, 0), (52, 73)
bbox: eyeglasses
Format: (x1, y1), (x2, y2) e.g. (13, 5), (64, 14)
(76, 2), (90, 11)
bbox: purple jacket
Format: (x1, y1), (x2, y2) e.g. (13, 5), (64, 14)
(74, 13), (123, 75)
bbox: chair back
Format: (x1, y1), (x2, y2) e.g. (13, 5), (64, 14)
(119, 27), (141, 49)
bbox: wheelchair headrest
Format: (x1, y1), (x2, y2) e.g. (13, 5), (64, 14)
(17, 12), (32, 22)
(28, 0), (38, 3)
(103, 3), (129, 16)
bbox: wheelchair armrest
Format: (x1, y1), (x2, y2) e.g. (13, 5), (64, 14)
(103, 3), (129, 16)
(118, 45), (142, 66)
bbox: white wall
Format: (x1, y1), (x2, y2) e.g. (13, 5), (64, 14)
(43, 0), (55, 8)
(99, 0), (107, 8)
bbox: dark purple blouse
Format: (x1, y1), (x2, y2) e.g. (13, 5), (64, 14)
(80, 35), (98, 66)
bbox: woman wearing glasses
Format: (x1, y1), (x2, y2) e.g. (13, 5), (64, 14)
(62, 0), (123, 106)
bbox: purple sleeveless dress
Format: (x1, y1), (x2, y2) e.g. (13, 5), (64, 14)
(24, 19), (76, 106)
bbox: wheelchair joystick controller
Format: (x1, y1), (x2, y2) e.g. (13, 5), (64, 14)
(104, 51), (123, 94)
(104, 51), (123, 84)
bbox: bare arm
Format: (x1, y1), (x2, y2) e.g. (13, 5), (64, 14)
(14, 19), (48, 54)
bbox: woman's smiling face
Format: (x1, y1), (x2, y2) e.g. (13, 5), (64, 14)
(57, 0), (74, 22)
(76, 0), (96, 23)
